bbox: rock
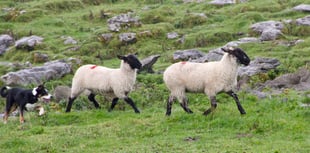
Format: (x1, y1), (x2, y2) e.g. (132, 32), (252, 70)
(250, 21), (284, 41)
(251, 21), (284, 33)
(61, 36), (77, 45)
(100, 33), (113, 43)
(119, 33), (137, 44)
(183, 0), (205, 3)
(1, 60), (72, 86)
(15, 35), (43, 51)
(0, 34), (14, 55)
(292, 4), (310, 12)
(296, 15), (310, 26)
(225, 37), (260, 47)
(138, 55), (160, 73)
(260, 28), (283, 41)
(209, 0), (247, 5)
(238, 57), (280, 76)
(33, 52), (49, 63)
(173, 49), (206, 61)
(264, 68), (310, 91)
(167, 32), (179, 39)
(107, 13), (141, 32)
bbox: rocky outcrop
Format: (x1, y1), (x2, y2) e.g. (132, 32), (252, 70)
(292, 4), (310, 12)
(250, 21), (284, 41)
(139, 55), (161, 73)
(0, 34), (14, 55)
(107, 13), (141, 32)
(1, 60), (71, 86)
(15, 35), (43, 51)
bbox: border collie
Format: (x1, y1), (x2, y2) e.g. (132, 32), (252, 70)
(0, 84), (51, 124)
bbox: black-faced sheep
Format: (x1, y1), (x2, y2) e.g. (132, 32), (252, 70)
(65, 54), (142, 113)
(163, 47), (250, 116)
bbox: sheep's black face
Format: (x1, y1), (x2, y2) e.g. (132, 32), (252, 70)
(222, 48), (250, 66)
(118, 54), (142, 70)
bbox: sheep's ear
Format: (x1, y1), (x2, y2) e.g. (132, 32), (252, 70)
(133, 52), (138, 56)
(117, 55), (126, 60)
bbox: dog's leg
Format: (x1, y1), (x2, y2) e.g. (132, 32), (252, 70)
(19, 105), (26, 124)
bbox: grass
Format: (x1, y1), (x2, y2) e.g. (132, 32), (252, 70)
(0, 94), (309, 152)
(0, 0), (310, 152)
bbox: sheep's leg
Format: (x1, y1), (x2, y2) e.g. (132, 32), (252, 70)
(180, 97), (193, 114)
(227, 91), (246, 114)
(203, 96), (217, 115)
(88, 93), (100, 109)
(166, 95), (176, 116)
(109, 98), (119, 112)
(124, 97), (140, 113)
(66, 97), (76, 112)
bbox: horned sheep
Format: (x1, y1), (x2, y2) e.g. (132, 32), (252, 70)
(65, 54), (142, 113)
(163, 47), (250, 116)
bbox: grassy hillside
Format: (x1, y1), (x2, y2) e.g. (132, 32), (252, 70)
(0, 0), (309, 152)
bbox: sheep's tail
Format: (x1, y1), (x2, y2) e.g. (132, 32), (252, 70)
(0, 86), (10, 98)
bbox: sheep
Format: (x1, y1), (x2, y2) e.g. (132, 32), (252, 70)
(163, 47), (250, 116)
(65, 54), (142, 113)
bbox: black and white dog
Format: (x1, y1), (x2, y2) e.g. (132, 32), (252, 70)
(0, 84), (52, 124)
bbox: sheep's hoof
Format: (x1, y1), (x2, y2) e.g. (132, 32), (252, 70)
(134, 110), (140, 114)
(203, 109), (212, 116)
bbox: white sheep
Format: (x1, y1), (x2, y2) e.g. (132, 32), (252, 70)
(65, 54), (142, 113)
(163, 47), (250, 116)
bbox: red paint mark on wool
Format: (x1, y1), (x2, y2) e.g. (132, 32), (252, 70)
(180, 61), (187, 65)
(90, 65), (97, 69)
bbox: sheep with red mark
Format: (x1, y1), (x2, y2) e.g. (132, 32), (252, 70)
(66, 54), (142, 113)
(163, 47), (250, 116)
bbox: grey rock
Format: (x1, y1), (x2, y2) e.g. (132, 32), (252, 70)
(107, 13), (141, 32)
(139, 55), (161, 73)
(260, 28), (283, 41)
(173, 49), (206, 61)
(1, 60), (71, 86)
(251, 21), (284, 41)
(238, 57), (280, 77)
(100, 33), (114, 43)
(119, 33), (137, 44)
(251, 21), (284, 33)
(167, 32), (179, 39)
(15, 35), (43, 50)
(264, 68), (310, 91)
(0, 34), (14, 55)
(292, 4), (310, 12)
(296, 15), (310, 26)
(62, 36), (77, 45)
(33, 52), (49, 63)
(209, 0), (247, 5)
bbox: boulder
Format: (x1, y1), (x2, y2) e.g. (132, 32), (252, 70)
(264, 68), (310, 91)
(15, 35), (43, 51)
(173, 49), (206, 61)
(138, 55), (160, 73)
(292, 4), (310, 12)
(119, 33), (137, 44)
(167, 32), (179, 39)
(250, 21), (284, 41)
(1, 60), (71, 86)
(0, 34), (14, 55)
(238, 57), (280, 76)
(296, 15), (310, 26)
(61, 36), (77, 45)
(209, 0), (247, 5)
(107, 13), (141, 32)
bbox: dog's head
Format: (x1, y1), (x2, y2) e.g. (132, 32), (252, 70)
(32, 84), (52, 103)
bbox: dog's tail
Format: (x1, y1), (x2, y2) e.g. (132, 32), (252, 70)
(0, 86), (10, 98)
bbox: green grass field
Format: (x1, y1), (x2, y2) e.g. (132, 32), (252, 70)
(0, 0), (309, 152)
